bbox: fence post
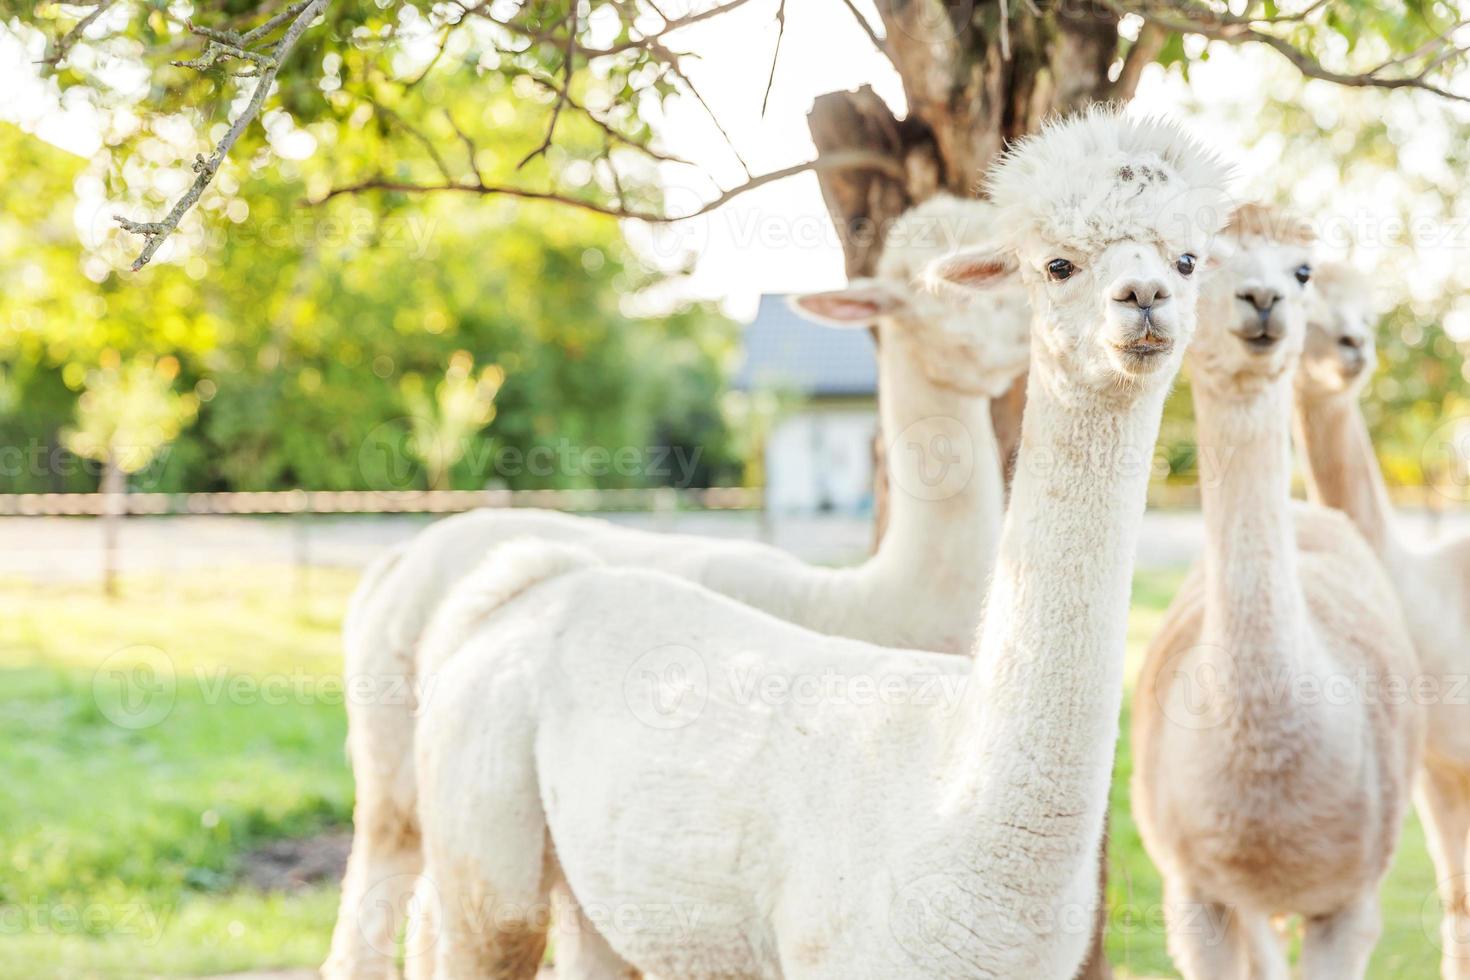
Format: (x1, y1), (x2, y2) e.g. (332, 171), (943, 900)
(100, 461), (126, 599)
(289, 489), (311, 605)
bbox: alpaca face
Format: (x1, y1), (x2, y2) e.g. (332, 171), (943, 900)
(788, 277), (1030, 397)
(931, 110), (1235, 400)
(906, 283), (1031, 396)
(932, 229), (1208, 397)
(1012, 232), (1205, 390)
(1190, 238), (1313, 389)
(1298, 267), (1378, 398)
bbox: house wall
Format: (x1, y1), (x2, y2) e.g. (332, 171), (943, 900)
(764, 402), (876, 515)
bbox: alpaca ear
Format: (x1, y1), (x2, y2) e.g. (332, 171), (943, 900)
(926, 246), (1018, 292)
(788, 280), (909, 327)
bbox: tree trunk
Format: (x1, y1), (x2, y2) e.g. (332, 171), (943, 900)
(808, 5), (1145, 976)
(808, 2), (1141, 518)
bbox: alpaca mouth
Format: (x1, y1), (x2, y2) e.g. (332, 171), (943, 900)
(1114, 335), (1175, 369)
(1235, 325), (1282, 352)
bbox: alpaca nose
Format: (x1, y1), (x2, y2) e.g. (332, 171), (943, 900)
(1237, 286), (1282, 317)
(1113, 279), (1171, 311)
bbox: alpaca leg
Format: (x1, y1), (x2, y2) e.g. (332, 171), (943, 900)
(1235, 911), (1289, 980)
(420, 812), (552, 980)
(326, 638), (423, 980)
(1417, 761), (1470, 980)
(403, 876), (441, 980)
(1163, 881), (1247, 980)
(431, 871), (551, 980)
(1298, 894), (1381, 980)
(418, 663), (550, 979)
(324, 793), (423, 979)
(550, 879), (641, 979)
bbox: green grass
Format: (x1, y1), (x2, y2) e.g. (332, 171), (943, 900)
(0, 565), (1446, 978)
(0, 569), (356, 979)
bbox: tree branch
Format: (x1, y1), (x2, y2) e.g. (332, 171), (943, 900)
(312, 150), (907, 221)
(760, 0), (788, 118)
(113, 0), (328, 271)
(1107, 0), (1470, 103)
(836, 0), (886, 54)
(1111, 21), (1168, 100)
(458, 0), (757, 58)
(38, 0), (115, 71)
(649, 41), (754, 178)
(521, 73), (695, 166)
(517, 1), (579, 169)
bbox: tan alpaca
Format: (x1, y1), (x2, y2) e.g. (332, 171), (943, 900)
(1133, 209), (1424, 979)
(1295, 262), (1470, 980)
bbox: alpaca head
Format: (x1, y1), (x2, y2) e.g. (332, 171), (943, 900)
(789, 194), (1031, 398)
(928, 107), (1234, 399)
(1297, 261), (1378, 399)
(1187, 203), (1316, 394)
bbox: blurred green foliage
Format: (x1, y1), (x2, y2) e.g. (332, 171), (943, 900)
(0, 88), (737, 492)
(6, 1), (1470, 494)
(1151, 56), (1470, 490)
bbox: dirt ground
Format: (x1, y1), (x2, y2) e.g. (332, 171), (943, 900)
(205, 831), (556, 979)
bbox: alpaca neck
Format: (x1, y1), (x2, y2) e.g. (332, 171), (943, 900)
(1195, 375), (1315, 692)
(1294, 391), (1396, 555)
(941, 353), (1166, 912)
(863, 323), (1005, 625)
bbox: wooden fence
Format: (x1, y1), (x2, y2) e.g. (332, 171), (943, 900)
(0, 487), (764, 517)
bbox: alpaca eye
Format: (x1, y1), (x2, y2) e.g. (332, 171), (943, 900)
(1175, 254), (1197, 276)
(1295, 264), (1312, 285)
(1046, 258), (1075, 282)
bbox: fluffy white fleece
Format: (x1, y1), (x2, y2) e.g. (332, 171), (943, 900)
(322, 195), (1031, 979)
(408, 108), (1233, 980)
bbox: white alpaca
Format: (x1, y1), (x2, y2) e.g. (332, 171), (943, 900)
(1132, 210), (1424, 979)
(410, 108), (1232, 979)
(324, 194), (1033, 978)
(1294, 262), (1470, 980)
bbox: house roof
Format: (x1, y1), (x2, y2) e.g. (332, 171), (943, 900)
(730, 294), (877, 398)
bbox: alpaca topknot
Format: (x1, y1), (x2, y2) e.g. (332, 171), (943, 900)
(877, 193), (999, 284)
(1227, 202), (1316, 247)
(1310, 259), (1373, 308)
(983, 105), (1235, 256)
